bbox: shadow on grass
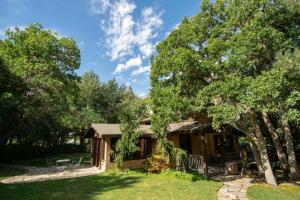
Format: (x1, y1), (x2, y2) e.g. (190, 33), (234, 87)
(0, 173), (142, 200)
(0, 165), (27, 181)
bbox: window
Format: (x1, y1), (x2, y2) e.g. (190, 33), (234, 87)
(140, 138), (152, 158)
(110, 137), (152, 162)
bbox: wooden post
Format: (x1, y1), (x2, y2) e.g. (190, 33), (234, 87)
(92, 138), (96, 166)
(99, 138), (103, 169)
(202, 133), (208, 175)
(220, 134), (225, 166)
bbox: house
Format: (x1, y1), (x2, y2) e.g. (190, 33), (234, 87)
(86, 118), (242, 173)
(86, 123), (155, 171)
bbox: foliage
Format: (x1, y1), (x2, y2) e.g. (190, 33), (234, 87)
(107, 168), (207, 182)
(114, 98), (147, 169)
(160, 168), (207, 181)
(150, 0), (300, 151)
(174, 147), (188, 170)
(239, 137), (250, 146)
(0, 23), (80, 146)
(145, 154), (169, 172)
(151, 0), (300, 184)
(0, 23), (144, 152)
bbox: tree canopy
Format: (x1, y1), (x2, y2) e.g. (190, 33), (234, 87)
(151, 0), (300, 185)
(0, 24), (80, 146)
(0, 24), (146, 149)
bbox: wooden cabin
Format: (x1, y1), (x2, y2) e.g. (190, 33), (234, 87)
(86, 123), (155, 171)
(87, 119), (241, 172)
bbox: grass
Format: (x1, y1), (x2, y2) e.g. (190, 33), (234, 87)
(0, 165), (27, 180)
(11, 153), (91, 167)
(247, 183), (300, 200)
(0, 170), (222, 200)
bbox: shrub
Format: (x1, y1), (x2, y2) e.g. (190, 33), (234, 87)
(145, 154), (169, 172)
(174, 148), (187, 171)
(160, 168), (207, 181)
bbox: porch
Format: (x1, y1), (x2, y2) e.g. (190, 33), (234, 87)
(168, 121), (243, 175)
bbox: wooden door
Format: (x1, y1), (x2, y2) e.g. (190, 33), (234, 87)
(179, 134), (192, 154)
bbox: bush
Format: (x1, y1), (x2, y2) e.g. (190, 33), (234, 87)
(145, 154), (169, 172)
(160, 168), (207, 181)
(174, 148), (187, 171)
(105, 167), (206, 182)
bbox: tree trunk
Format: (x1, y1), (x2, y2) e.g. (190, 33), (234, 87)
(249, 139), (264, 177)
(283, 121), (298, 180)
(80, 136), (84, 146)
(262, 112), (288, 176)
(249, 110), (277, 186)
(80, 131), (86, 146)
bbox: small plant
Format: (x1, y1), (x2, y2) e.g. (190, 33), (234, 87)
(145, 154), (169, 172)
(174, 148), (187, 172)
(160, 168), (207, 181)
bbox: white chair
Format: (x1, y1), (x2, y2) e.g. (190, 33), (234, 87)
(72, 157), (83, 171)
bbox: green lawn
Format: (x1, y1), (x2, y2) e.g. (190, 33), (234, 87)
(0, 170), (222, 200)
(0, 165), (27, 181)
(247, 183), (300, 200)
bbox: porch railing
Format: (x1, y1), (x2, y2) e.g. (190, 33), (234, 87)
(187, 154), (207, 175)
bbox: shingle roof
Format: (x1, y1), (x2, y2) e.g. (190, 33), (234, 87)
(90, 123), (154, 137)
(168, 121), (213, 133)
(88, 120), (213, 138)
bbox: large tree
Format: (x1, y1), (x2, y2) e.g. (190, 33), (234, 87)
(151, 0), (300, 185)
(0, 24), (80, 146)
(61, 71), (104, 145)
(114, 99), (144, 169)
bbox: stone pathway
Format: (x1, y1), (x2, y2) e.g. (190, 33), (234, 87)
(0, 165), (102, 184)
(217, 177), (253, 200)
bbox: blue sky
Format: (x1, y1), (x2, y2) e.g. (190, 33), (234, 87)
(0, 0), (201, 97)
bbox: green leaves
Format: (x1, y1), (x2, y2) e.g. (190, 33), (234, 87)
(115, 99), (143, 169)
(151, 0), (300, 155)
(0, 24), (81, 145)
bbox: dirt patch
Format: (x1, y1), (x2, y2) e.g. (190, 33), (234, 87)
(0, 165), (102, 184)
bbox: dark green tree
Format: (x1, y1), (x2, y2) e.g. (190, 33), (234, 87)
(0, 23), (80, 146)
(151, 0), (300, 185)
(114, 99), (144, 169)
(62, 71), (104, 145)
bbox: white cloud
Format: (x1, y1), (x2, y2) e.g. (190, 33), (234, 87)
(90, 0), (163, 60)
(135, 7), (163, 57)
(137, 91), (148, 98)
(113, 56), (142, 74)
(131, 65), (150, 76)
(89, 0), (111, 14)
